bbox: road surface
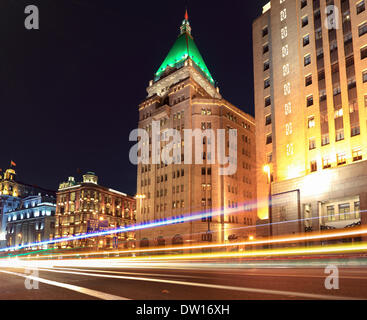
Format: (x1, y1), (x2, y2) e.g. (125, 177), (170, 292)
(0, 262), (366, 300)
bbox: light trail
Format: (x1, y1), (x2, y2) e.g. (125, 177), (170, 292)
(15, 226), (367, 261)
(1, 197), (365, 254)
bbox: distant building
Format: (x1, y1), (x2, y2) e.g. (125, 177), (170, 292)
(55, 172), (136, 250)
(253, 0), (367, 236)
(136, 12), (257, 247)
(6, 194), (56, 248)
(0, 164), (56, 248)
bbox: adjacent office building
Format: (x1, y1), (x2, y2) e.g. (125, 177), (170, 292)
(55, 172), (136, 249)
(136, 12), (257, 247)
(253, 0), (367, 235)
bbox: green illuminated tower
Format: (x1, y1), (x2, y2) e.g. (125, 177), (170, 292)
(136, 10), (257, 247)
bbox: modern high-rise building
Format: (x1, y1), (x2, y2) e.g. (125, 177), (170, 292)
(253, 0), (367, 236)
(136, 12), (257, 247)
(55, 172), (136, 249)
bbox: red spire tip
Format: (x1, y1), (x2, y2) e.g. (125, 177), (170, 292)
(185, 9), (189, 21)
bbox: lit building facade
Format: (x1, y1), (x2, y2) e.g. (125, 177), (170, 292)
(0, 165), (55, 247)
(253, 0), (367, 235)
(136, 12), (257, 247)
(55, 172), (136, 249)
(6, 194), (56, 248)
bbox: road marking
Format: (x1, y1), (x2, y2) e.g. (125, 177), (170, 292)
(0, 269), (130, 300)
(33, 267), (365, 300)
(49, 267), (208, 280)
(218, 271), (367, 280)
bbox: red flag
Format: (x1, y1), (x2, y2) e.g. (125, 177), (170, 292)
(10, 161), (16, 167)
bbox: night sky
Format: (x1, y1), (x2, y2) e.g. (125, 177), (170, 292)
(0, 0), (268, 196)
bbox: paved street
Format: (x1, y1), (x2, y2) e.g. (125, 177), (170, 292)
(1, 262), (367, 300)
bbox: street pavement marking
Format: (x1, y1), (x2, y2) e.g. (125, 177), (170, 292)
(0, 269), (130, 300)
(33, 267), (365, 300)
(50, 266), (209, 280)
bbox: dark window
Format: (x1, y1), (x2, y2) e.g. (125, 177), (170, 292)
(302, 16), (309, 27)
(361, 47), (367, 60)
(262, 26), (269, 37)
(263, 43), (269, 54)
(265, 114), (272, 126)
(305, 75), (312, 86)
(363, 71), (367, 83)
(265, 96), (271, 107)
(303, 34), (310, 46)
(264, 60), (270, 71)
(357, 0), (365, 14)
(264, 78), (270, 89)
(359, 22), (367, 37)
(310, 161), (317, 172)
(266, 134), (272, 145)
(301, 0), (307, 9)
(304, 54), (311, 66)
(307, 95), (314, 107)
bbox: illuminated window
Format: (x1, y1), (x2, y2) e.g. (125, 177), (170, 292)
(309, 138), (316, 150)
(338, 203), (350, 221)
(365, 95), (367, 107)
(334, 108), (343, 119)
(353, 148), (362, 162)
(336, 129), (345, 142)
(337, 153), (347, 166)
(308, 116), (315, 128)
(310, 160), (317, 172)
(303, 34), (310, 46)
(351, 125), (360, 137)
(327, 206), (335, 222)
(357, 1), (365, 15)
(323, 158), (331, 169)
(321, 133), (330, 146)
(304, 54), (311, 66)
(355, 201), (361, 219)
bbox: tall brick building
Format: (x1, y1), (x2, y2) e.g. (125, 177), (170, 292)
(136, 12), (257, 246)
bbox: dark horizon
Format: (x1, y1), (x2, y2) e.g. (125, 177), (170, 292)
(0, 0), (268, 195)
